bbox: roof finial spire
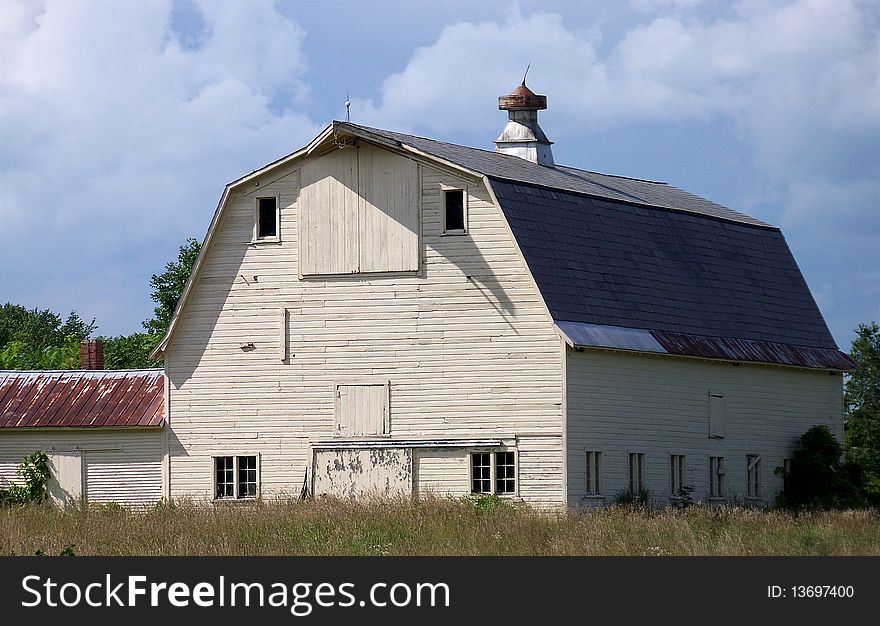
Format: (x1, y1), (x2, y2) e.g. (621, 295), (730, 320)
(522, 62), (531, 86)
(345, 92), (351, 122)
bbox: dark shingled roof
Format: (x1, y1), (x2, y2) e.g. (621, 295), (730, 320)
(342, 123), (773, 227)
(336, 123), (851, 368)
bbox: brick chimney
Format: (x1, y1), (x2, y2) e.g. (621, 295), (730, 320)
(79, 339), (104, 370)
(495, 79), (554, 166)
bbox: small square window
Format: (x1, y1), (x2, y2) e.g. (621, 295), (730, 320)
(470, 450), (516, 495)
(443, 189), (465, 233)
(256, 197), (278, 240)
(214, 455), (259, 500)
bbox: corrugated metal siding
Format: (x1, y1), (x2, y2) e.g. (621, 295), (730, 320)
(0, 370), (165, 428)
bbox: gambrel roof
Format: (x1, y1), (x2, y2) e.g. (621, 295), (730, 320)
(153, 121), (853, 370)
(340, 123), (852, 369)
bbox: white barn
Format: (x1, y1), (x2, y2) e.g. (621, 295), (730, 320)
(151, 83), (853, 508)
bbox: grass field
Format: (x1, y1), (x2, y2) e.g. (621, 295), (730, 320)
(2, 497), (878, 556)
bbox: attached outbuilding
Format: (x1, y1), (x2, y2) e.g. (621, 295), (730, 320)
(0, 354), (166, 508)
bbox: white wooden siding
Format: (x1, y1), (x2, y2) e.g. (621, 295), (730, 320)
(0, 429), (163, 508)
(566, 349), (844, 506)
(413, 449), (469, 496)
(358, 143), (420, 273)
(165, 143), (564, 506)
(300, 148), (359, 275)
(335, 384), (388, 436)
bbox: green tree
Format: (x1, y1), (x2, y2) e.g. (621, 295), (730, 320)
(0, 304), (95, 369)
(143, 237), (201, 335)
(845, 322), (880, 502)
(100, 333), (162, 369)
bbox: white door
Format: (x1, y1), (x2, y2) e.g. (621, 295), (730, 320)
(48, 451), (82, 508)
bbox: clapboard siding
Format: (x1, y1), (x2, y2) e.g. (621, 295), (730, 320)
(413, 449), (470, 497)
(166, 144), (564, 505)
(0, 429), (163, 507)
(565, 348), (844, 506)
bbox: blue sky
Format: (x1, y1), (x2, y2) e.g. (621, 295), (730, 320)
(1, 0), (878, 349)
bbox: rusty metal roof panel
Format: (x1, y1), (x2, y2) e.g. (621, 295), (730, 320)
(0, 370), (165, 429)
(651, 331), (856, 370)
(558, 320), (855, 370)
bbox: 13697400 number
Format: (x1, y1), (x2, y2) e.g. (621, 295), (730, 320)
(790, 585), (854, 598)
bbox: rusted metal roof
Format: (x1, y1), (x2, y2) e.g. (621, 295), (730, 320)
(652, 331), (856, 370)
(0, 370), (165, 429)
(557, 321), (856, 370)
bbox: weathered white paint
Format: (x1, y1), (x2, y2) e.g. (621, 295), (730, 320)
(0, 429), (163, 508)
(413, 449), (470, 496)
(164, 139), (564, 506)
(313, 448), (412, 498)
(299, 143), (419, 276)
(565, 348), (844, 506)
(48, 451), (82, 507)
(335, 383), (388, 436)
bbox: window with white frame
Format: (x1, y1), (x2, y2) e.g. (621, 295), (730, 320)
(670, 454), (686, 496)
(746, 455), (762, 499)
(709, 456), (725, 498)
(628, 452), (645, 493)
(255, 196), (279, 241)
(442, 188), (466, 234)
(585, 450), (603, 496)
(470, 451), (516, 495)
(214, 455), (259, 499)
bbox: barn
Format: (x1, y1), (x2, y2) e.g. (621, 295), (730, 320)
(150, 82), (853, 508)
(0, 341), (166, 507)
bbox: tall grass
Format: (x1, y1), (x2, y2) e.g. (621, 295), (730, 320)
(2, 497), (878, 556)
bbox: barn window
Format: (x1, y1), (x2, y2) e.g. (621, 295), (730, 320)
(709, 456), (725, 499)
(628, 452), (646, 494)
(585, 451), (603, 496)
(214, 455), (259, 500)
(255, 196), (279, 241)
(746, 455), (762, 499)
(670, 454), (686, 497)
(470, 451), (516, 495)
(442, 189), (466, 234)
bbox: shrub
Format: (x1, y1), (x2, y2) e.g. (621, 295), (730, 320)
(614, 488), (651, 506)
(460, 493), (510, 512)
(0, 451), (50, 506)
(776, 425), (865, 510)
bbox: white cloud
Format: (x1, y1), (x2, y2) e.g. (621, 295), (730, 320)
(353, 0), (878, 345)
(0, 0), (322, 333)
